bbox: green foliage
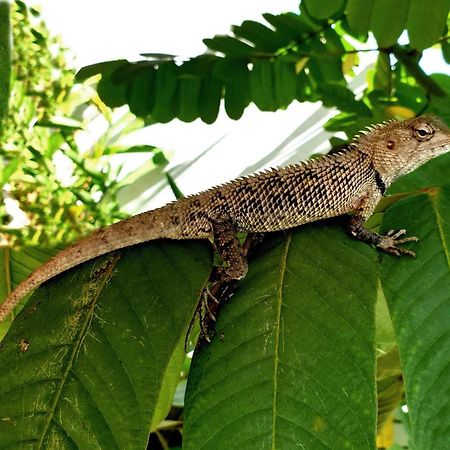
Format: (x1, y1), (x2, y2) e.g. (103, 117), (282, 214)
(380, 189), (450, 450)
(0, 0), (10, 133)
(76, 2), (449, 128)
(0, 2), (163, 248)
(1, 1), (450, 449)
(0, 241), (211, 447)
(185, 226), (378, 449)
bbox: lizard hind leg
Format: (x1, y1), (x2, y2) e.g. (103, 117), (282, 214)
(211, 218), (248, 280)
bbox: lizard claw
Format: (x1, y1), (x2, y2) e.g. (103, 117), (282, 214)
(378, 230), (418, 257)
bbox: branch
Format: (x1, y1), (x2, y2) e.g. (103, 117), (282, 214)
(389, 44), (446, 97)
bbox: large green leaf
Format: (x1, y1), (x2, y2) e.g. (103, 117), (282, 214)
(184, 225), (378, 450)
(346, 0), (375, 35)
(304, 0), (344, 20)
(232, 20), (288, 52)
(380, 188), (450, 450)
(0, 241), (211, 448)
(250, 59), (276, 111)
(407, 0), (449, 50)
(370, 0), (410, 48)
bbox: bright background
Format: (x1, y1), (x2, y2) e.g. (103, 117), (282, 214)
(37, 1), (448, 213)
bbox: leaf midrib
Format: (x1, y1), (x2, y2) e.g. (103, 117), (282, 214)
(36, 254), (120, 448)
(271, 233), (291, 450)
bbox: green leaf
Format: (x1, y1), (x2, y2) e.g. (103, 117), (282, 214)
(203, 35), (256, 57)
(127, 67), (156, 117)
(216, 59), (250, 120)
(97, 73), (128, 108)
(0, 245), (59, 349)
(232, 20), (288, 51)
(373, 52), (392, 93)
(380, 188), (450, 449)
(407, 0), (450, 50)
(371, 0), (410, 48)
(0, 241), (211, 448)
(442, 39), (450, 64)
(75, 60), (128, 81)
(250, 59), (276, 111)
(199, 77), (222, 124)
(308, 57), (345, 85)
(151, 62), (178, 123)
(273, 60), (297, 107)
(263, 12), (314, 41)
(346, 0), (375, 35)
(318, 83), (371, 115)
(103, 144), (159, 155)
(184, 225), (378, 450)
(0, 0), (11, 131)
(304, 0), (344, 20)
(176, 76), (201, 123)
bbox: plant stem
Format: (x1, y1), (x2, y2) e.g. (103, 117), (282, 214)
(389, 44), (446, 97)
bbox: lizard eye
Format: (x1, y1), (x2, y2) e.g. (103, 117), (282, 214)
(413, 124), (434, 141)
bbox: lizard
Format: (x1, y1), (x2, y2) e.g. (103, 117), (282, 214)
(1, 114), (450, 322)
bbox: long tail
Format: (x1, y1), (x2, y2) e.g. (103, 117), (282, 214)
(0, 202), (199, 322)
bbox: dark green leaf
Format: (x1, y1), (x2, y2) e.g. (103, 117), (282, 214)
(373, 52), (392, 93)
(295, 70), (313, 102)
(97, 73), (128, 108)
(380, 188), (450, 449)
(232, 20), (289, 51)
(250, 59), (276, 111)
(346, 0), (375, 35)
(308, 57), (344, 85)
(319, 83), (371, 115)
(0, 241), (211, 448)
(127, 67), (156, 117)
(426, 73), (450, 123)
(176, 77), (201, 122)
(199, 77), (222, 124)
(166, 172), (184, 199)
(304, 0), (344, 20)
(273, 60), (297, 107)
(151, 62), (178, 123)
(185, 225), (378, 450)
(75, 59), (128, 81)
(407, 0), (450, 50)
(371, 0), (410, 48)
(262, 12), (314, 41)
(0, 246), (58, 339)
(203, 35), (256, 57)
(442, 39), (450, 64)
(179, 55), (216, 78)
(218, 59), (250, 120)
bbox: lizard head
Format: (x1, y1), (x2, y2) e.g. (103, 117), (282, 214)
(354, 114), (450, 184)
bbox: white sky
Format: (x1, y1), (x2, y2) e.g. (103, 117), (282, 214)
(38, 1), (300, 68)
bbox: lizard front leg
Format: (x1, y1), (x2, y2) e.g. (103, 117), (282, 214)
(211, 218), (248, 280)
(348, 215), (418, 256)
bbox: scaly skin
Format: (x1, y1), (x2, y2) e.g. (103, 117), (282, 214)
(1, 114), (450, 322)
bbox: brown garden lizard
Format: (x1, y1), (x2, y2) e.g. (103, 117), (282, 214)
(1, 114), (450, 322)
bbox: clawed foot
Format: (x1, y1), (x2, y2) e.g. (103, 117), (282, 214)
(377, 229), (418, 257)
